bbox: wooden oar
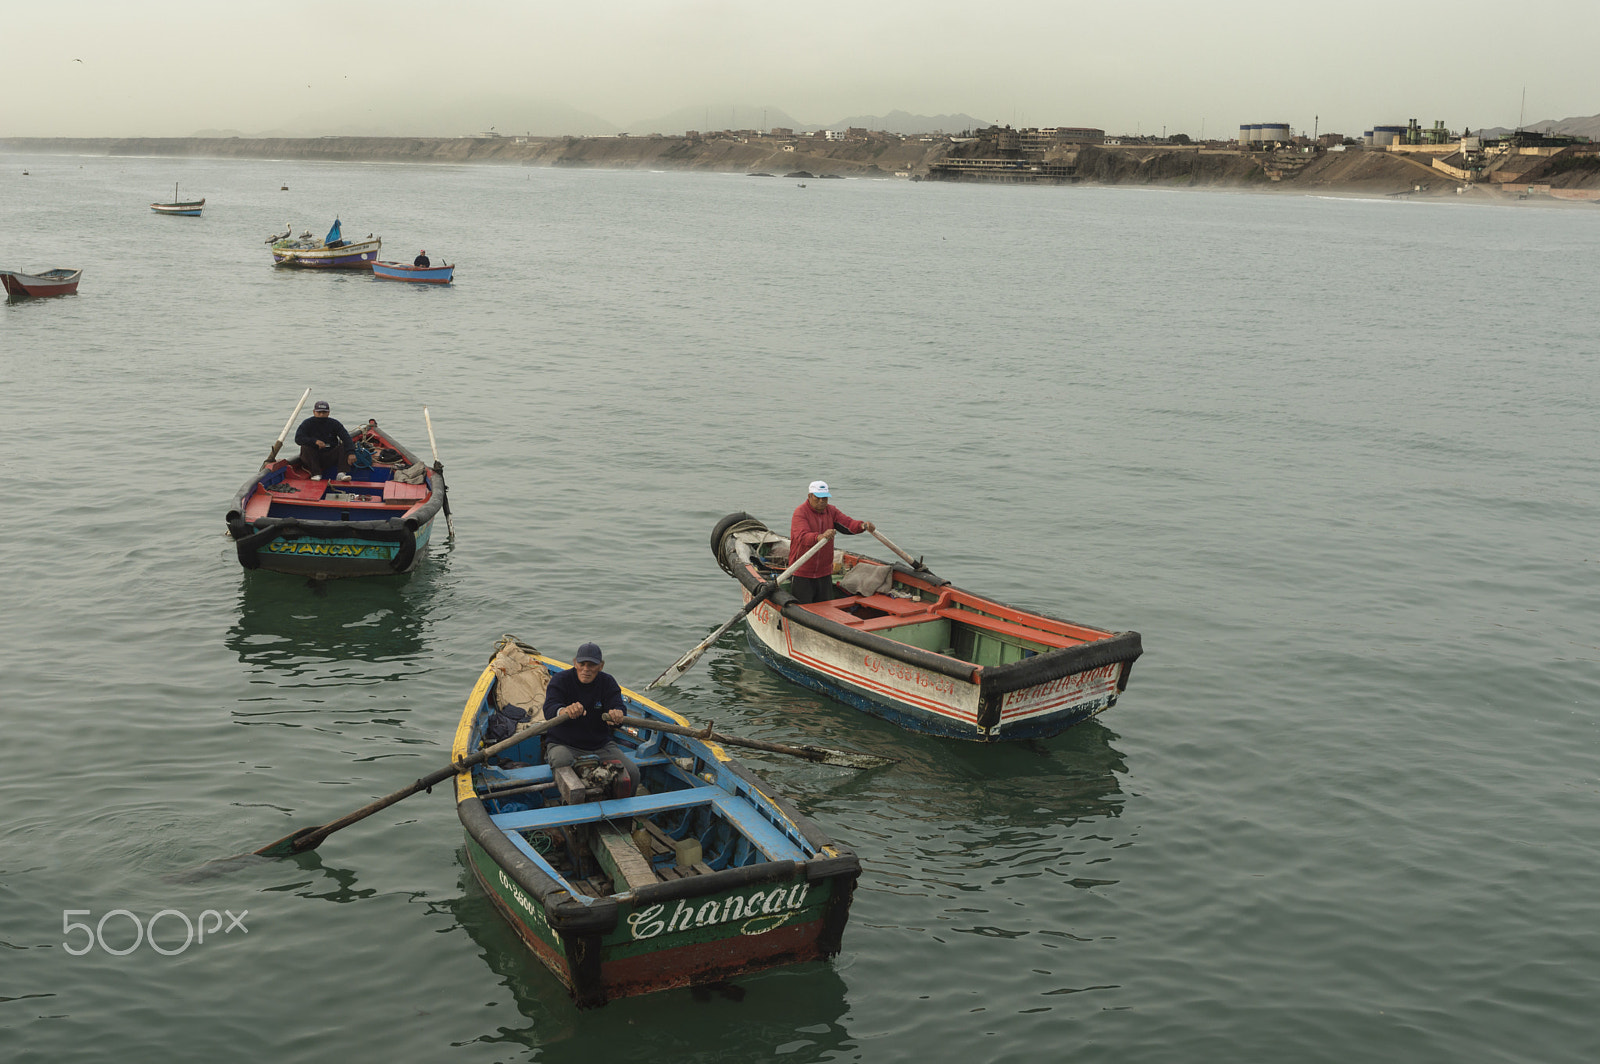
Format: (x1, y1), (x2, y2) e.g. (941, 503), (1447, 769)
(264, 388), (311, 466)
(870, 527), (929, 572)
(617, 715), (894, 770)
(422, 405), (455, 539)
(646, 534), (832, 690)
(249, 715), (558, 858)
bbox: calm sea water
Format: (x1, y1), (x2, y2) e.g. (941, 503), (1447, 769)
(3, 153), (1599, 1064)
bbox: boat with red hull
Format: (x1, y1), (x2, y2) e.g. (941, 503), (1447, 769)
(2, 268), (82, 298)
(225, 417), (447, 578)
(454, 638), (859, 1007)
(711, 512), (1143, 741)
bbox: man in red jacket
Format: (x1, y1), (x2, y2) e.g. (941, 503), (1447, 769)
(789, 480), (876, 604)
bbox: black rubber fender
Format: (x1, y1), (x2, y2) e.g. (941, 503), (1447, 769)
(710, 511), (762, 575)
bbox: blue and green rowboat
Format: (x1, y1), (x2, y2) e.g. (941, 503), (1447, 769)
(225, 418), (447, 578)
(453, 640), (860, 1007)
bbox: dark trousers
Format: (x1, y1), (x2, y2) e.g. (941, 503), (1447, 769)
(789, 575), (837, 604)
(299, 442), (349, 478)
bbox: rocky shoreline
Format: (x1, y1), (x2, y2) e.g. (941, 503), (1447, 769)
(4, 135), (1596, 201)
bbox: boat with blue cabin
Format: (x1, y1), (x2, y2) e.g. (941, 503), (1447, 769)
(268, 218), (381, 269)
(225, 418), (446, 577)
(710, 512), (1143, 741)
(454, 638), (860, 1007)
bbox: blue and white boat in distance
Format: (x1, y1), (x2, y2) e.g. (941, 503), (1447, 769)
(373, 260), (454, 284)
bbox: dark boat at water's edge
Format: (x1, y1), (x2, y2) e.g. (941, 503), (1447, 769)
(2, 268), (82, 297)
(712, 512), (1142, 741)
(454, 639), (859, 1008)
(224, 419), (446, 578)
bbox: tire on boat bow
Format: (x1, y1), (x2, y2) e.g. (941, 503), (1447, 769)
(710, 511), (765, 576)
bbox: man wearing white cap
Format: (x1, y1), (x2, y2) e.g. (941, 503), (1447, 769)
(788, 480), (875, 604)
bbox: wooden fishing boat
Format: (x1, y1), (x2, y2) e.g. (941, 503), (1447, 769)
(267, 219), (381, 269)
(150, 184), (204, 215)
(372, 260), (454, 284)
(1, 268), (82, 297)
(225, 418), (447, 577)
(454, 638), (860, 1008)
(711, 513), (1143, 741)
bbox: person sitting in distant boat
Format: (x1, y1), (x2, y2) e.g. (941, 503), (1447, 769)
(533, 643), (640, 793)
(413, 250), (430, 267)
(294, 400), (355, 481)
(788, 480), (874, 604)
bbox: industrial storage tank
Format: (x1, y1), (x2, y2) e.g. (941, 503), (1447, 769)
(1372, 125), (1405, 147)
(1260, 123), (1291, 143)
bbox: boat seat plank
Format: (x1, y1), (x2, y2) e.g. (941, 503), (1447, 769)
(936, 607), (1081, 648)
(481, 753), (672, 789)
(490, 788), (719, 832)
(852, 593), (934, 617)
(489, 789), (808, 862)
(708, 793), (807, 861)
(382, 481), (430, 503)
(799, 599), (933, 633)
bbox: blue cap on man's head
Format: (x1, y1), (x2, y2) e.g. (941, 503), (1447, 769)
(808, 479), (830, 498)
(313, 400), (330, 412)
(574, 642), (603, 665)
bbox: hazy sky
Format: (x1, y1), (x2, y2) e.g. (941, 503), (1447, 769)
(4, 1), (1594, 138)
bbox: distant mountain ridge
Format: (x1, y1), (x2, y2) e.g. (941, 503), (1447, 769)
(621, 106), (994, 135)
(1475, 113), (1600, 139)
(825, 110), (994, 134)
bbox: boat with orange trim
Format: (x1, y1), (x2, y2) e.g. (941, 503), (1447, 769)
(710, 513), (1142, 741)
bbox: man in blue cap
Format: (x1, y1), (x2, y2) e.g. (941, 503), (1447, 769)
(293, 400), (355, 481)
(539, 643), (640, 792)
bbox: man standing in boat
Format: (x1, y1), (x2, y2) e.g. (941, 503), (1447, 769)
(789, 480), (875, 604)
(294, 400), (355, 481)
(538, 643), (641, 793)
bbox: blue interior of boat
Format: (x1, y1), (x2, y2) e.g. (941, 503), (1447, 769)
(470, 681), (818, 898)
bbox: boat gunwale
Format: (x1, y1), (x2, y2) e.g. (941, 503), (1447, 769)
(224, 425), (447, 574)
(451, 657), (859, 930)
(720, 521), (1143, 697)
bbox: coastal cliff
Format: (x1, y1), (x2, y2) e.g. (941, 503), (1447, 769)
(4, 135), (1595, 199)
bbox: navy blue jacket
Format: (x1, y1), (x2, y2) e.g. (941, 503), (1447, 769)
(294, 415), (353, 450)
(540, 668), (626, 751)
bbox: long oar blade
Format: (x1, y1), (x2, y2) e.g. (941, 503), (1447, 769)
(249, 715), (557, 859)
(648, 534), (833, 690)
(264, 387), (311, 466)
(617, 715), (895, 770)
(647, 585), (775, 689)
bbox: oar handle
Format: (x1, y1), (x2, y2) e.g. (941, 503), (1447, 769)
(870, 527), (925, 571)
(265, 388), (311, 466)
(646, 534), (832, 689)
